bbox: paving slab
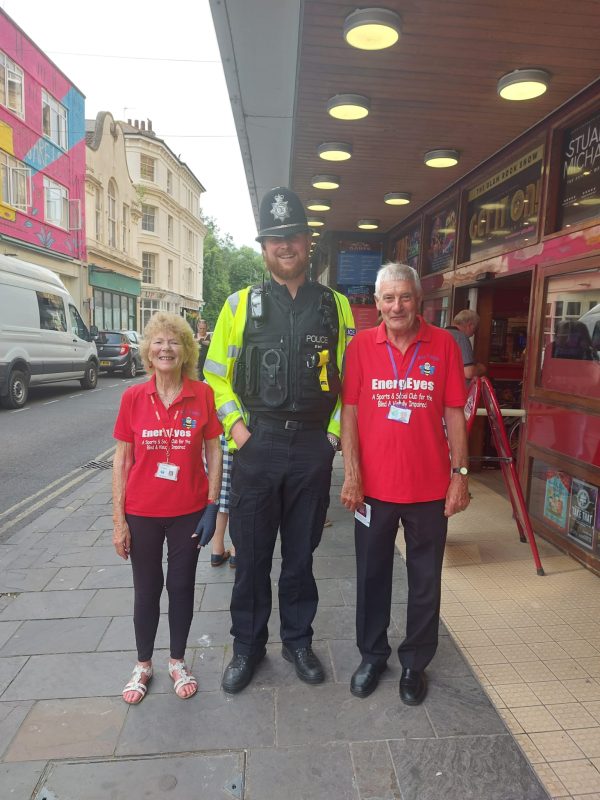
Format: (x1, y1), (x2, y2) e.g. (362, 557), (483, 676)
(0, 760), (47, 798)
(188, 610), (238, 647)
(4, 696), (127, 761)
(0, 621), (21, 651)
(0, 617), (111, 657)
(0, 590), (96, 621)
(351, 740), (403, 800)
(1, 651), (137, 701)
(0, 656), (28, 695)
(81, 587), (134, 617)
(424, 672), (508, 737)
(275, 681), (434, 746)
(388, 734), (549, 800)
(79, 565), (134, 590)
(246, 742), (356, 800)
(0, 700), (35, 759)
(116, 689), (275, 755)
(43, 566), (91, 590)
(38, 753), (244, 800)
(47, 546), (118, 568)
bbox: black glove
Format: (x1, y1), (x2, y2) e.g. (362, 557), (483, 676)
(192, 503), (218, 547)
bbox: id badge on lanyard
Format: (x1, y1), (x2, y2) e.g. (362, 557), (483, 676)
(385, 341), (420, 425)
(150, 395), (181, 481)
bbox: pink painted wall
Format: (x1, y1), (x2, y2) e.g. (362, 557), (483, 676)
(0, 11), (86, 260)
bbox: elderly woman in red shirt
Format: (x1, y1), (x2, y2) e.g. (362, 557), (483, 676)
(112, 312), (222, 704)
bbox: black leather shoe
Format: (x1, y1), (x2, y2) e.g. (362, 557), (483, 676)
(282, 644), (325, 684)
(399, 668), (427, 705)
(350, 660), (387, 698)
(221, 649), (266, 694)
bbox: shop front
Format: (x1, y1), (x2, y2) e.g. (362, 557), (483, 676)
(89, 265), (141, 332)
(387, 91), (600, 573)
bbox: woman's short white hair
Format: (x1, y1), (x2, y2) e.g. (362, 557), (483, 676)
(374, 262), (422, 299)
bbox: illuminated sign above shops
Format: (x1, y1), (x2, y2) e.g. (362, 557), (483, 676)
(466, 146), (544, 262)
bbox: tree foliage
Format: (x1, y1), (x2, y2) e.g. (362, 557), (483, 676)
(201, 216), (265, 328)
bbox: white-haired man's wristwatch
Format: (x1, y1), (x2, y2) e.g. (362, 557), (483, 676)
(452, 466), (469, 476)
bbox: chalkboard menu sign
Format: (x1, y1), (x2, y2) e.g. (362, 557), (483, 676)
(426, 204), (457, 273)
(394, 224), (420, 270)
(337, 241), (382, 285)
(466, 146), (543, 261)
(560, 111), (600, 229)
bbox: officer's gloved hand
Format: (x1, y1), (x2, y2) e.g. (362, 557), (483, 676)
(191, 504), (218, 548)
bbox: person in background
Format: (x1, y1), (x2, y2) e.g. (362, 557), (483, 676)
(112, 312), (222, 704)
(445, 309), (486, 384)
(341, 263), (469, 705)
(210, 434), (236, 568)
(196, 319), (211, 380)
(205, 186), (354, 694)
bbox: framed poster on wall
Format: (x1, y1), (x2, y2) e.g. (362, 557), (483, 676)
(425, 204), (457, 273)
(560, 111), (600, 229)
(568, 477), (598, 549)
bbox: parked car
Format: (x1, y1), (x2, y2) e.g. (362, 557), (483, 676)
(122, 329), (143, 346)
(0, 254), (98, 409)
(95, 331), (143, 377)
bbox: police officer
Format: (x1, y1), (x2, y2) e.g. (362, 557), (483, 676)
(205, 187), (354, 693)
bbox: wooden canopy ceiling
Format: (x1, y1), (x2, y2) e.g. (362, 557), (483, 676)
(211, 0), (600, 237)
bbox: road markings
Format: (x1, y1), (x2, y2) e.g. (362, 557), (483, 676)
(11, 407), (30, 413)
(108, 383), (119, 387)
(43, 399), (61, 405)
(0, 444), (116, 536)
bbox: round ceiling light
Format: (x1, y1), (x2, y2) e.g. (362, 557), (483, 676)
(318, 142), (353, 161)
(384, 191), (411, 205)
(424, 149), (459, 168)
(306, 199), (332, 211)
(311, 174), (340, 190)
(312, 230), (321, 237)
(307, 216), (325, 227)
(357, 219), (379, 230)
(344, 8), (401, 50)
(327, 94), (370, 120)
(497, 68), (550, 101)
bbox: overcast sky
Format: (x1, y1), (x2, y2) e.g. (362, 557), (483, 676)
(4, 0), (260, 249)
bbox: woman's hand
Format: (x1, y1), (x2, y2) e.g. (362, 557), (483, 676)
(113, 518), (131, 560)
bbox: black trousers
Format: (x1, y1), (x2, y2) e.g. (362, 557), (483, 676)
(355, 497), (447, 671)
(228, 422), (334, 655)
(126, 510), (203, 662)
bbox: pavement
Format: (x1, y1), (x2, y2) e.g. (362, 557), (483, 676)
(0, 456), (553, 800)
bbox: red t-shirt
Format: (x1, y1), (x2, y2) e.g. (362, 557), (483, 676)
(342, 318), (466, 503)
(113, 376), (223, 517)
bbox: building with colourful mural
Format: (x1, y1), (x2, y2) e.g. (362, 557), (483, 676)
(0, 10), (86, 307)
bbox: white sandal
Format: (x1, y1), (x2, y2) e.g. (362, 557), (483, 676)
(168, 660), (198, 699)
(122, 663), (153, 705)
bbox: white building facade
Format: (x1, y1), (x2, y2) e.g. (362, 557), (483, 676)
(122, 119), (206, 330)
(85, 112), (141, 330)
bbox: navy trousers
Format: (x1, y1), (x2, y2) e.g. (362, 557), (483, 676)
(228, 422), (334, 656)
(355, 497), (448, 671)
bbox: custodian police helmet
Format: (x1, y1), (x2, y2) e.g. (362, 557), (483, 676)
(256, 186), (310, 242)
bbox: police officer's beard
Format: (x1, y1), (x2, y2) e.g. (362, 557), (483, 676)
(266, 253), (309, 283)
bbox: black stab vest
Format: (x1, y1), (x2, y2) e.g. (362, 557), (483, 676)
(233, 281), (341, 421)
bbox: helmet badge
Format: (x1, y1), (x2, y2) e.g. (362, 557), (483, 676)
(270, 193), (291, 223)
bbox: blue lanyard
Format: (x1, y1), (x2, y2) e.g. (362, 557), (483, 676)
(385, 340), (421, 405)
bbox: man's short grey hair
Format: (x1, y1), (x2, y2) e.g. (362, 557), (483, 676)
(374, 262), (422, 299)
(453, 309), (480, 327)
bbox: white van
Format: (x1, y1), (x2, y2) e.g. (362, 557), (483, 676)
(0, 254), (98, 409)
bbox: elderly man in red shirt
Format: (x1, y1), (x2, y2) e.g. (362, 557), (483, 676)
(341, 262), (470, 705)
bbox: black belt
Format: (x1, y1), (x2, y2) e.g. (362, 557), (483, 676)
(251, 416), (325, 431)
